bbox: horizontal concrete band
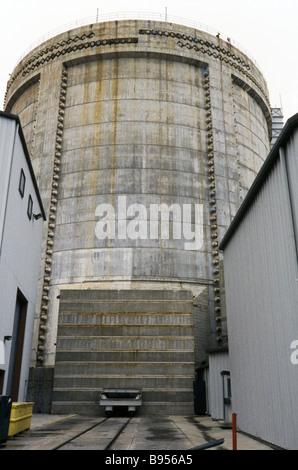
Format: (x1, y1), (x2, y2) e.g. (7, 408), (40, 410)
(59, 289), (194, 301)
(51, 401), (195, 415)
(54, 364), (195, 375)
(56, 337), (194, 349)
(59, 305), (194, 313)
(57, 326), (194, 336)
(53, 376), (195, 388)
(52, 390), (194, 401)
(55, 350), (194, 362)
(58, 313), (194, 325)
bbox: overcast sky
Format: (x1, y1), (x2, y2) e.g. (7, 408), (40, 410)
(1, 0), (297, 122)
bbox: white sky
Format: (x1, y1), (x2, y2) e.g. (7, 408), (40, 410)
(1, 0), (297, 122)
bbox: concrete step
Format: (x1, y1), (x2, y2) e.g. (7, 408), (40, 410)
(56, 336), (194, 350)
(54, 361), (195, 376)
(53, 375), (194, 390)
(55, 349), (194, 362)
(59, 289), (193, 302)
(58, 312), (193, 326)
(52, 388), (194, 403)
(56, 324), (194, 337)
(51, 388), (194, 416)
(59, 301), (193, 314)
(51, 400), (195, 416)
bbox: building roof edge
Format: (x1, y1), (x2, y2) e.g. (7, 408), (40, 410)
(0, 111), (46, 221)
(219, 112), (298, 251)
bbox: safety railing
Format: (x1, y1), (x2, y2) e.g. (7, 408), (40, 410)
(15, 10), (262, 71)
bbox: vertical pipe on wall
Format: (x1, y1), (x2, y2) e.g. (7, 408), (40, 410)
(232, 412), (237, 450)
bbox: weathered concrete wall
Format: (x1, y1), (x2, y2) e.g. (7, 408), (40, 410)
(5, 19), (271, 413)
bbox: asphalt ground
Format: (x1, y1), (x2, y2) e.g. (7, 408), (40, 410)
(0, 413), (276, 454)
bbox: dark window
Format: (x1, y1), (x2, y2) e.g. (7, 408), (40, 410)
(0, 371), (4, 395)
(18, 169), (26, 198)
(227, 378), (232, 398)
(27, 195), (33, 220)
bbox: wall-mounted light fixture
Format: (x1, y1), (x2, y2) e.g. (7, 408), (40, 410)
(4, 336), (12, 342)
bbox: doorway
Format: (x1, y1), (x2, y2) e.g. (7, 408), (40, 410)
(6, 290), (28, 402)
(0, 371), (4, 394)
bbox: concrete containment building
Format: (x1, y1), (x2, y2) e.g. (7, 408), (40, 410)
(4, 17), (272, 414)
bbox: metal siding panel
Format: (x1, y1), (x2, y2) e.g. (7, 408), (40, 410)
(224, 153), (298, 449)
(0, 118), (17, 255)
(284, 130), (298, 259)
(208, 352), (229, 420)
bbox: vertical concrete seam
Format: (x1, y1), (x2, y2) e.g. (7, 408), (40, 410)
(29, 77), (41, 160)
(36, 66), (68, 365)
(231, 79), (242, 204)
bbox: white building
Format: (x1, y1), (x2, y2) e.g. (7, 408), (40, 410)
(219, 113), (298, 450)
(0, 111), (45, 402)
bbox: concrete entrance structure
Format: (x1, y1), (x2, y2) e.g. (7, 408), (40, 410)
(53, 289), (194, 415)
(4, 18), (271, 414)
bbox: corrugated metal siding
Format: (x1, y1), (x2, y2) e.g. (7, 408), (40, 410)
(284, 132), (298, 257)
(208, 352), (229, 420)
(223, 137), (298, 449)
(0, 118), (17, 254)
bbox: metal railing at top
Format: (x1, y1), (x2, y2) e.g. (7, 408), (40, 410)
(14, 11), (262, 72)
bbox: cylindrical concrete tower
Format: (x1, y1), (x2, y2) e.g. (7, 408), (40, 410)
(4, 18), (271, 414)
